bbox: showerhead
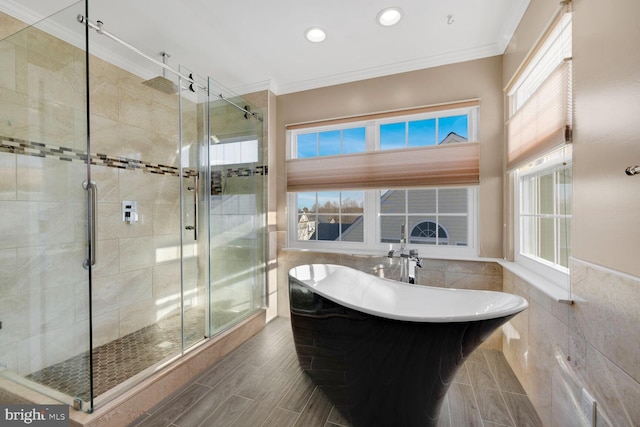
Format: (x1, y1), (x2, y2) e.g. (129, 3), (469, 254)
(142, 76), (178, 95)
(142, 52), (178, 95)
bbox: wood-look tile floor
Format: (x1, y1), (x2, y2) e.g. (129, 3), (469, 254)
(130, 317), (542, 427)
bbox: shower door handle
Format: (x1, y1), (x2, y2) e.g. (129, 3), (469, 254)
(186, 175), (198, 240)
(83, 180), (97, 269)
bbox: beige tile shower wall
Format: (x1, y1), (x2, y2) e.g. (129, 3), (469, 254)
(90, 167), (187, 346)
(0, 12), (28, 40)
(0, 16), (86, 150)
(89, 55), (181, 166)
(0, 11), (196, 374)
(88, 41), (191, 347)
(502, 260), (640, 426)
(277, 253), (504, 349)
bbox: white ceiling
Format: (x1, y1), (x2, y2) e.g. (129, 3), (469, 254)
(1, 0), (530, 95)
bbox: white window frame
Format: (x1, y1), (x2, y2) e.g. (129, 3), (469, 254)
(507, 10), (572, 290)
(288, 121), (375, 160)
(286, 106), (479, 257)
(375, 107), (479, 149)
(288, 106), (479, 160)
(287, 187), (478, 258)
(375, 186), (478, 258)
(513, 147), (572, 288)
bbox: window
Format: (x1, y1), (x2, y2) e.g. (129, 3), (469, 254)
(288, 187), (476, 256)
(210, 138), (258, 165)
(296, 191), (364, 242)
(286, 102), (479, 257)
(297, 127), (366, 157)
(379, 114), (469, 150)
(515, 147), (572, 283)
(507, 5), (572, 288)
(379, 189), (469, 246)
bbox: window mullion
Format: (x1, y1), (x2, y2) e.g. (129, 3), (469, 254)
(314, 192), (318, 241)
(369, 122), (377, 151)
(435, 188), (439, 245)
(552, 171), (556, 265)
(367, 190), (377, 245)
(405, 190), (409, 244)
(405, 121), (409, 148)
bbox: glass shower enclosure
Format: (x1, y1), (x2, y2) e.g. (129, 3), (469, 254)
(0, 0), (267, 412)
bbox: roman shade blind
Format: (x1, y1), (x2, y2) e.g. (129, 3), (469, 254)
(286, 100), (480, 192)
(287, 143), (479, 191)
(506, 60), (572, 170)
(505, 1), (572, 171)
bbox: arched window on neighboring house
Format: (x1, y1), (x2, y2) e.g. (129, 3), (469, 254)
(410, 221), (449, 245)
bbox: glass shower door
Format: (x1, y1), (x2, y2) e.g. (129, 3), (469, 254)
(207, 85), (267, 334)
(179, 67), (208, 348)
(85, 17), (185, 405)
(0, 1), (93, 411)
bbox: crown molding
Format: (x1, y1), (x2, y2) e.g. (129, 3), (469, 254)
(274, 43), (502, 95)
(228, 79), (275, 97)
(0, 0), (46, 25)
(0, 1), (156, 81)
(496, 0), (531, 52)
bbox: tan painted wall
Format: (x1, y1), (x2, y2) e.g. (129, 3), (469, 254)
(571, 0), (640, 276)
(502, 0), (640, 425)
(276, 56), (505, 258)
(505, 0), (640, 277)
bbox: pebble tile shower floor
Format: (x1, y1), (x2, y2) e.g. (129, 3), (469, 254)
(130, 317), (542, 427)
(25, 309), (243, 401)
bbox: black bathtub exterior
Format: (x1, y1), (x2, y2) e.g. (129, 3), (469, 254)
(289, 278), (517, 427)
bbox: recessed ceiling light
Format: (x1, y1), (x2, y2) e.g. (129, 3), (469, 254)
(377, 7), (403, 27)
(304, 27), (326, 43)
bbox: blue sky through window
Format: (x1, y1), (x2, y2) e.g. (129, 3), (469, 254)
(297, 113), (469, 157)
(298, 127), (366, 158)
(381, 114), (469, 149)
(319, 130), (340, 156)
(342, 127), (366, 154)
(297, 133), (317, 158)
(380, 122), (406, 150)
(408, 119), (436, 147)
(438, 115), (468, 142)
(297, 192), (316, 213)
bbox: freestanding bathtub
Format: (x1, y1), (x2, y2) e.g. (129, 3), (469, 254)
(289, 264), (528, 427)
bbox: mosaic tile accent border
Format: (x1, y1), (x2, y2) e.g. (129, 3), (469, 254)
(0, 136), (197, 177)
(211, 165), (269, 195)
(0, 136), (268, 183)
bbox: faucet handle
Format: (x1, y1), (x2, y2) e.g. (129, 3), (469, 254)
(409, 249), (422, 268)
